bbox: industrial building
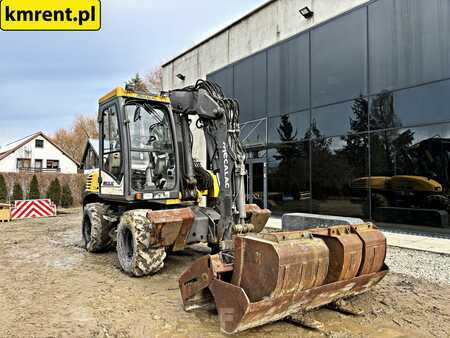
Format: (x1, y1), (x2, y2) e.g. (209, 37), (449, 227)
(162, 0), (450, 227)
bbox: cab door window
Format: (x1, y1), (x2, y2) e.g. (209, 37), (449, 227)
(102, 105), (122, 179)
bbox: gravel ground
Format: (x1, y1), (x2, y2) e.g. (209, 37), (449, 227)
(385, 246), (450, 285)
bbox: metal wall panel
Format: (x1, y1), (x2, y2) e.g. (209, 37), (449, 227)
(369, 0), (450, 94)
(268, 33), (310, 117)
(207, 66), (234, 97)
(370, 79), (450, 131)
(233, 51), (267, 122)
(311, 8), (367, 107)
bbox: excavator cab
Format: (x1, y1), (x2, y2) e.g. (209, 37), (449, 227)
(95, 87), (181, 203)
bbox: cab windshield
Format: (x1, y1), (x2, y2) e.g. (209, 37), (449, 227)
(125, 101), (176, 192)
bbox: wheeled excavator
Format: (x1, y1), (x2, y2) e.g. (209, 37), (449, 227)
(352, 137), (450, 215)
(82, 80), (388, 334)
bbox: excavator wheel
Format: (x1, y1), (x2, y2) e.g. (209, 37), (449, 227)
(423, 194), (448, 210)
(362, 193), (389, 218)
(116, 210), (166, 277)
(82, 203), (114, 253)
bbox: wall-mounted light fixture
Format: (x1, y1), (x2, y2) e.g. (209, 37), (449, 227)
(299, 6), (314, 19)
(176, 73), (186, 81)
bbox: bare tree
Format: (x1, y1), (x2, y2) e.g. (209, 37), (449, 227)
(144, 67), (163, 93)
(52, 115), (99, 162)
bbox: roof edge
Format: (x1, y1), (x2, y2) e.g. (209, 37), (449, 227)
(0, 132), (80, 166)
(162, 0), (277, 67)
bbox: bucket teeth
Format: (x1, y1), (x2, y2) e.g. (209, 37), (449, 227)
(326, 299), (365, 316)
(285, 314), (325, 331)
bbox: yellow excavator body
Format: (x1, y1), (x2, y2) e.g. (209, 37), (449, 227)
(353, 175), (443, 192)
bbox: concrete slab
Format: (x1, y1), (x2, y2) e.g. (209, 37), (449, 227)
(266, 217), (450, 256)
(267, 217), (281, 229)
(382, 232), (450, 255)
(377, 222), (450, 237)
(282, 213), (364, 231)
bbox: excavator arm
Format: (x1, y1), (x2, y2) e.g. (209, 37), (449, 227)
(170, 80), (248, 243)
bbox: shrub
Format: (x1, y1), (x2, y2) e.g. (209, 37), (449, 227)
(28, 175), (40, 200)
(12, 183), (23, 201)
(61, 184), (74, 208)
(0, 174), (7, 203)
(47, 178), (61, 205)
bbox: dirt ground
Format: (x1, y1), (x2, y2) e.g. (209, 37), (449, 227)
(0, 210), (449, 338)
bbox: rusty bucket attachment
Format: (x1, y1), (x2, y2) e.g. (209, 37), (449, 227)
(179, 224), (388, 335)
(350, 223), (386, 275)
(231, 232), (329, 302)
(244, 204), (271, 233)
(309, 225), (363, 283)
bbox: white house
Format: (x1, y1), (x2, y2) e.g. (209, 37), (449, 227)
(0, 132), (79, 174)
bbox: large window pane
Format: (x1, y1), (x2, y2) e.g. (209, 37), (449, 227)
(268, 111), (310, 145)
(370, 80), (450, 131)
(102, 105), (122, 180)
(240, 118), (267, 148)
(311, 8), (367, 106)
(369, 0), (450, 94)
(268, 33), (310, 116)
(234, 52), (267, 122)
(207, 66), (234, 97)
(312, 97), (369, 138)
(267, 142), (311, 214)
(370, 123), (450, 227)
(311, 135), (369, 219)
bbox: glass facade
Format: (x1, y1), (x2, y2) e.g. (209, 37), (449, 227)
(207, 0), (450, 227)
(311, 8), (367, 106)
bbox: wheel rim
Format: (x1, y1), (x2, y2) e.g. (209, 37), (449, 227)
(122, 227), (134, 261)
(83, 216), (92, 243)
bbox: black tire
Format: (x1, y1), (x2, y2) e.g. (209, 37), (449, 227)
(82, 203), (114, 252)
(423, 194), (449, 210)
(373, 193), (389, 208)
(116, 210), (166, 277)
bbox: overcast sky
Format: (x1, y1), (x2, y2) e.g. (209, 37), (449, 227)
(0, 0), (265, 146)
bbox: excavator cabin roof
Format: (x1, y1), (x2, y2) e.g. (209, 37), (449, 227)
(99, 87), (170, 105)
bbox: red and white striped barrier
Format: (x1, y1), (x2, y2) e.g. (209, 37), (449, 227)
(11, 199), (57, 220)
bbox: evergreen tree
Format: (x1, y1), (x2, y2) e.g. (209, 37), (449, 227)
(341, 96), (370, 177)
(12, 183), (23, 201)
(0, 174), (7, 203)
(273, 115), (303, 161)
(61, 184), (74, 208)
(126, 73), (148, 93)
(28, 175), (40, 199)
(47, 178), (62, 205)
(272, 115), (309, 200)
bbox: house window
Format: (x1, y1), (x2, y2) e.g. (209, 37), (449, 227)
(17, 158), (31, 170)
(35, 159), (43, 172)
(47, 160), (60, 171)
(35, 139), (44, 148)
